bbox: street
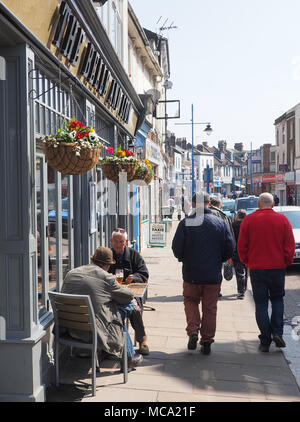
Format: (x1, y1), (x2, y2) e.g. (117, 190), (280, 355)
(285, 266), (300, 321)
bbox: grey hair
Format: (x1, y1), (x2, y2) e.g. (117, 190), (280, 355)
(259, 192), (274, 208)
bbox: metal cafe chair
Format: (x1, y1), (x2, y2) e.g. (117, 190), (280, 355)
(49, 291), (128, 397)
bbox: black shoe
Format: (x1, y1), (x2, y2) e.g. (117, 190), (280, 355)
(120, 353), (143, 373)
(200, 342), (211, 355)
(273, 335), (286, 348)
(237, 293), (244, 300)
(187, 333), (198, 350)
(130, 353), (143, 367)
(258, 344), (269, 353)
(218, 292), (222, 299)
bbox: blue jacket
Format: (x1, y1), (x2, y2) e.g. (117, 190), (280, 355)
(172, 208), (235, 284)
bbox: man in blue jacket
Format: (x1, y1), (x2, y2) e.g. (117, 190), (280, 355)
(172, 192), (234, 355)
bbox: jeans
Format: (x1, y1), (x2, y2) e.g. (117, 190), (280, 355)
(233, 259), (248, 294)
(183, 282), (220, 344)
(250, 269), (286, 346)
(119, 301), (135, 358)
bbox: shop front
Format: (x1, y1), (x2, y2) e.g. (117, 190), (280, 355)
(0, 0), (144, 401)
(139, 137), (161, 250)
(296, 170), (300, 206)
(285, 172), (296, 205)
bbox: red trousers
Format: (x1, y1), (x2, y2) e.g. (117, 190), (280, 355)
(183, 282), (220, 344)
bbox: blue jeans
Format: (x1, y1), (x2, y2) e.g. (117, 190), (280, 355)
(250, 269), (285, 346)
(119, 301), (135, 358)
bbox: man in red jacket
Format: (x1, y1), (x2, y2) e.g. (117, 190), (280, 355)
(238, 192), (295, 352)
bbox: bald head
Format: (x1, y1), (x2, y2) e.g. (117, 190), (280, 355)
(258, 192), (274, 209)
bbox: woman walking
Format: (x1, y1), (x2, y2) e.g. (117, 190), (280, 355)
(232, 209), (248, 299)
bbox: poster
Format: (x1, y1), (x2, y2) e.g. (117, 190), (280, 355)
(149, 222), (167, 247)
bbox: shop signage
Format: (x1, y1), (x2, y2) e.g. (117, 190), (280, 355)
(252, 156), (261, 164)
(275, 174), (285, 184)
(52, 1), (131, 123)
(149, 222), (166, 247)
(214, 177), (223, 188)
(279, 164), (288, 172)
(262, 175), (276, 183)
(145, 138), (161, 165)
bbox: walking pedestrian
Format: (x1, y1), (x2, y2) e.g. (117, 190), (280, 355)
(273, 194), (279, 206)
(232, 209), (248, 299)
(238, 192), (295, 352)
(172, 192), (235, 355)
(209, 196), (234, 298)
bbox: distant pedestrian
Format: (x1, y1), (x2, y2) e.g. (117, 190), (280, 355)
(172, 192), (234, 355)
(209, 196), (234, 298)
(232, 209), (248, 299)
(238, 192), (295, 353)
(273, 194), (279, 206)
(287, 195), (293, 206)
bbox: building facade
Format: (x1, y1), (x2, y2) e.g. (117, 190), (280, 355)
(0, 0), (146, 401)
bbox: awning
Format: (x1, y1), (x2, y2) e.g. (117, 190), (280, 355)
(134, 121), (151, 148)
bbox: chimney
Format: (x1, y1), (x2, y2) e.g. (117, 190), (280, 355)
(218, 140), (227, 152)
(202, 141), (208, 147)
(169, 135), (175, 147)
(234, 142), (243, 152)
(182, 138), (187, 150)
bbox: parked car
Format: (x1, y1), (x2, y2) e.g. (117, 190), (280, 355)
(273, 206), (300, 264)
(235, 195), (259, 215)
(48, 197), (69, 238)
(221, 199), (236, 220)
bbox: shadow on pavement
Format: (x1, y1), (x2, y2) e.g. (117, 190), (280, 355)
(148, 295), (183, 303)
(46, 383), (88, 402)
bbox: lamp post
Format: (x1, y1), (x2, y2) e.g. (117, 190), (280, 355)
(250, 142), (253, 195)
(175, 104), (212, 197)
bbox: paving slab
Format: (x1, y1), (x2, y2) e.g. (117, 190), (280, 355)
(47, 220), (300, 403)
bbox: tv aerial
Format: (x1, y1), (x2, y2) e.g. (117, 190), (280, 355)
(156, 17), (178, 35)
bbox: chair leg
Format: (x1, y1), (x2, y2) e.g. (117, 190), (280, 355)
(123, 330), (128, 383)
(55, 340), (59, 388)
(96, 353), (100, 373)
(92, 350), (96, 397)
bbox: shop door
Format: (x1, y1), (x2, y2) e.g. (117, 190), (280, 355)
(36, 154), (74, 316)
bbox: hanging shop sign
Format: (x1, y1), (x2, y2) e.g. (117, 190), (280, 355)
(144, 138), (161, 165)
(2, 0), (137, 135)
(52, 1), (132, 123)
(149, 222), (167, 247)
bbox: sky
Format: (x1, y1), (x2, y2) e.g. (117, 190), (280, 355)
(130, 0), (300, 151)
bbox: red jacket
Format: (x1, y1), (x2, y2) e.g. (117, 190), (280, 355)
(237, 208), (295, 269)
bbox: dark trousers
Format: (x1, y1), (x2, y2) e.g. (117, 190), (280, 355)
(250, 269), (285, 346)
(129, 298), (146, 343)
(233, 259), (248, 294)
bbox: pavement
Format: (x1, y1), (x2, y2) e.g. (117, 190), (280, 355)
(46, 220), (300, 403)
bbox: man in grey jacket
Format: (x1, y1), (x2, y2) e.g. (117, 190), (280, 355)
(61, 246), (143, 369)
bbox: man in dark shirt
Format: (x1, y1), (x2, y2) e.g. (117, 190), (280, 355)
(172, 192), (234, 355)
(108, 228), (150, 356)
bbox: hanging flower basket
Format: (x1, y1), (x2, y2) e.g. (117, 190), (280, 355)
(101, 161), (137, 183)
(41, 119), (104, 176)
(144, 170), (153, 184)
(100, 146), (138, 183)
(134, 159), (153, 184)
(44, 142), (101, 176)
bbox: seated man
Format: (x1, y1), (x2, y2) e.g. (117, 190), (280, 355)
(61, 246), (143, 370)
(108, 228), (150, 356)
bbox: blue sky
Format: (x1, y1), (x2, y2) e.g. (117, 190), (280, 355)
(130, 0), (300, 151)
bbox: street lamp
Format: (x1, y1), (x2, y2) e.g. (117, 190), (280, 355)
(175, 104), (213, 197)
